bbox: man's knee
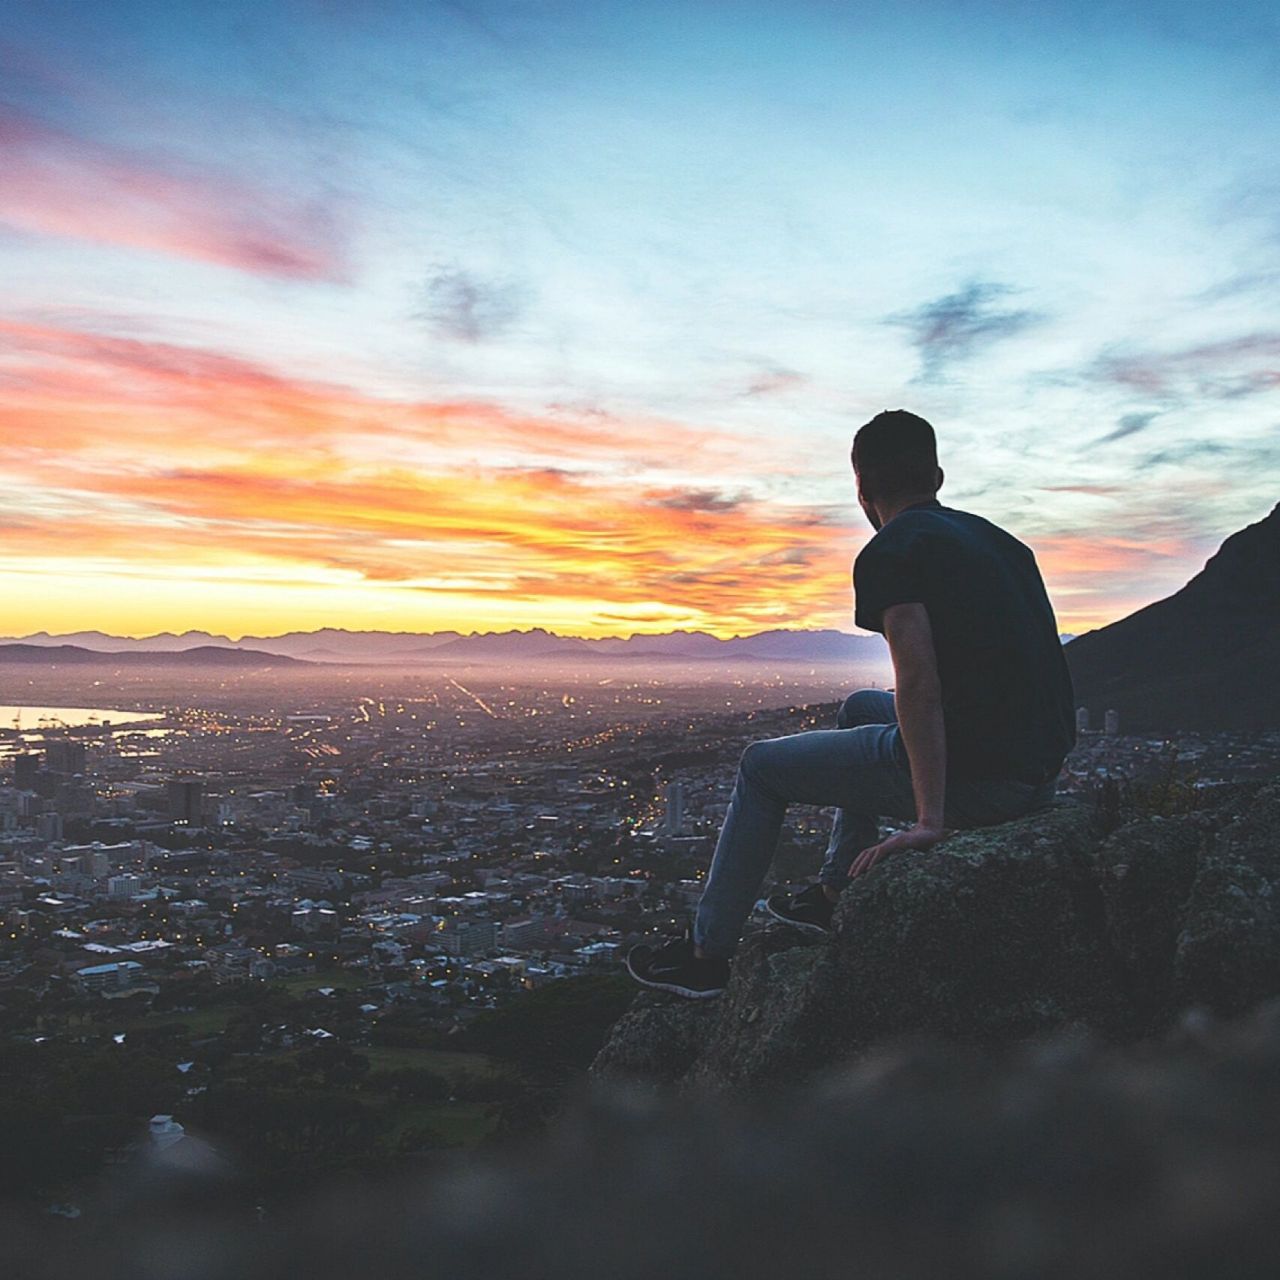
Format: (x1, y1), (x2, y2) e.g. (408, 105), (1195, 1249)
(837, 689), (890, 729)
(739, 739), (771, 780)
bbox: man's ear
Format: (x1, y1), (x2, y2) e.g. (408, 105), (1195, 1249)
(935, 465), (944, 492)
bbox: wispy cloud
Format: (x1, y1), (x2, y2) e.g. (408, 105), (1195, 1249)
(651, 488), (745, 513)
(1094, 410), (1161, 445)
(740, 366), (806, 398)
(1090, 333), (1280, 400)
(1039, 484), (1125, 496)
(1142, 440), (1235, 467)
(1032, 526), (1210, 635)
(889, 282), (1043, 381)
(1194, 267), (1280, 304)
(416, 266), (528, 343)
(0, 105), (350, 280)
(0, 318), (765, 471)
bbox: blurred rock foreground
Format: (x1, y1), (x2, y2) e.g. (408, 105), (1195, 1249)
(6, 782), (1280, 1279)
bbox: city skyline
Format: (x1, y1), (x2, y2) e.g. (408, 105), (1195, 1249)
(2, 1), (1279, 639)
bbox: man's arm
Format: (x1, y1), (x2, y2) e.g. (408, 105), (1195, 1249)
(849, 601), (947, 878)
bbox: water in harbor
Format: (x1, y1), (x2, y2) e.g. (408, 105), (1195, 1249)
(0, 704), (160, 730)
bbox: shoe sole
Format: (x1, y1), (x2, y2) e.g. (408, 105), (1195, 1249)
(626, 956), (725, 999)
(764, 900), (831, 936)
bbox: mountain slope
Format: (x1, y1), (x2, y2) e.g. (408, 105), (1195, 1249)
(1065, 502), (1280, 732)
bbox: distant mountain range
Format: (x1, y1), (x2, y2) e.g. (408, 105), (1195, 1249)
(0, 626), (895, 665)
(12, 495), (1273, 738)
(1066, 501), (1280, 733)
(0, 643), (301, 668)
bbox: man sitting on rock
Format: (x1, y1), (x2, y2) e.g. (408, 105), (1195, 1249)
(627, 409), (1077, 998)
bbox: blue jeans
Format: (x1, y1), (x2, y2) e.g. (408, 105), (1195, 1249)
(693, 689), (1058, 958)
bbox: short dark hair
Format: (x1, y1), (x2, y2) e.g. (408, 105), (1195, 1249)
(852, 409), (939, 501)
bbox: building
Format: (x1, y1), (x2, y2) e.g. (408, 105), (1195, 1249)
(53, 780), (95, 819)
(1075, 706), (1090, 734)
(168, 777), (204, 825)
(1104, 709), (1120, 736)
(108, 873), (145, 900)
(663, 780), (686, 836)
(74, 959), (143, 993)
(149, 1114), (186, 1151)
(208, 945), (260, 980)
(502, 916), (546, 950)
(291, 905), (339, 934)
(289, 867), (346, 895)
(35, 811), (64, 842)
(45, 740), (87, 776)
(556, 877), (595, 906)
(56, 853), (88, 883)
(574, 941), (622, 968)
(13, 754), (40, 790)
(436, 918), (498, 957)
(61, 841), (132, 879)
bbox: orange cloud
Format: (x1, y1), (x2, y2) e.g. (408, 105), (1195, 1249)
(0, 319), (770, 473)
(1033, 532), (1205, 635)
(1, 318), (1198, 639)
(0, 320), (857, 635)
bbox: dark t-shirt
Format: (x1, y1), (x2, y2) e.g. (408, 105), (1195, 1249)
(853, 499), (1076, 783)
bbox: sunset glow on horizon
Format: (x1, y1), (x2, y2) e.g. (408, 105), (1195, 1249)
(3, 2), (1278, 642)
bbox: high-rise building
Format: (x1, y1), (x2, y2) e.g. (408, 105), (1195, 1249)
(45, 740), (87, 775)
(54, 781), (95, 819)
(168, 778), (204, 825)
(663, 780), (686, 836)
(1075, 706), (1090, 734)
(1104, 709), (1120, 736)
(35, 812), (64, 842)
(13, 754), (40, 790)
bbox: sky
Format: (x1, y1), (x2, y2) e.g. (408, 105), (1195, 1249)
(1, 0), (1278, 640)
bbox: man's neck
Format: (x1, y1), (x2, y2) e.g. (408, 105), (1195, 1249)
(877, 492), (940, 526)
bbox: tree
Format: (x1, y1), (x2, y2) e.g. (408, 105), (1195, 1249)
(295, 1042), (371, 1088)
(366, 1067), (450, 1104)
(465, 975), (633, 1081)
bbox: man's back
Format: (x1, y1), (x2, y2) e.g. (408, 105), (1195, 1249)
(854, 498), (1076, 782)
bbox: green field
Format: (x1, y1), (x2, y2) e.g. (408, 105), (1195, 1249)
(358, 1043), (504, 1077)
(388, 1100), (497, 1147)
(126, 1005), (237, 1036)
(264, 966), (354, 997)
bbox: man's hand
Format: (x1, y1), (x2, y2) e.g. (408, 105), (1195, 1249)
(848, 821), (945, 879)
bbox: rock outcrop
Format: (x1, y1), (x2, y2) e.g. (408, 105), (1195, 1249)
(593, 781), (1280, 1090)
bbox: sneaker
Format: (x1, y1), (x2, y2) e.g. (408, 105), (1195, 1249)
(765, 882), (836, 935)
(626, 927), (730, 999)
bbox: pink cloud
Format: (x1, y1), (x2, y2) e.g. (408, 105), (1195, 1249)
(0, 319), (785, 473)
(1094, 332), (1280, 399)
(0, 106), (349, 280)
